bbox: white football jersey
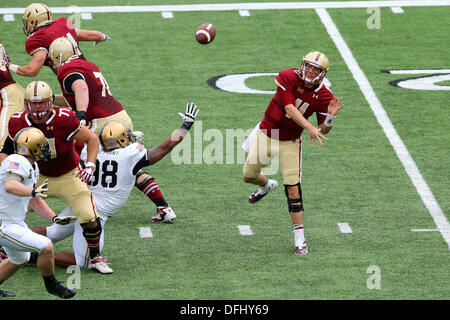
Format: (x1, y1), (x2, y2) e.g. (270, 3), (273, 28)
(0, 154), (39, 222)
(80, 143), (147, 218)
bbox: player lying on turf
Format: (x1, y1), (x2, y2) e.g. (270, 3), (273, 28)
(30, 103), (199, 273)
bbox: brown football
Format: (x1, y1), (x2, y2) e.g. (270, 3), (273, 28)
(195, 23), (216, 44)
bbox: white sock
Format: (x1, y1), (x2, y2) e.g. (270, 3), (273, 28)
(262, 179), (276, 192)
(293, 224), (305, 246)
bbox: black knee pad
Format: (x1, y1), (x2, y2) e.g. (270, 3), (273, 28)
(135, 170), (154, 188)
(81, 218), (102, 239)
(284, 183), (304, 212)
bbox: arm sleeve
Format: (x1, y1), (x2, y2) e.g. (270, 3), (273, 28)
(1, 135), (14, 155)
(63, 73), (85, 94)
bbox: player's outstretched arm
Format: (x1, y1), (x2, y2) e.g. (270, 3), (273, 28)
(147, 102), (199, 165)
(8, 50), (46, 77)
(76, 29), (111, 45)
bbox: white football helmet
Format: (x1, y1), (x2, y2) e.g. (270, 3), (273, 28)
(22, 3), (53, 36)
(299, 51), (329, 86)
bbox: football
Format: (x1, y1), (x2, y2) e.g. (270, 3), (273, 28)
(195, 23), (216, 44)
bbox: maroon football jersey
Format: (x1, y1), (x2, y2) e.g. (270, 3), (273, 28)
(57, 58), (124, 121)
(260, 68), (334, 141)
(0, 68), (15, 90)
(25, 17), (85, 74)
(8, 107), (81, 176)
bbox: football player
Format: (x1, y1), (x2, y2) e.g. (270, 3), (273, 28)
(0, 80), (111, 273)
(48, 36), (177, 224)
(7, 2), (110, 76)
(0, 42), (25, 161)
(0, 127), (75, 299)
(242, 51), (344, 255)
(31, 103), (199, 271)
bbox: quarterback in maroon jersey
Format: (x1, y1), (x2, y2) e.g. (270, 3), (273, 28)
(0, 80), (112, 273)
(6, 3), (110, 77)
(242, 51), (344, 255)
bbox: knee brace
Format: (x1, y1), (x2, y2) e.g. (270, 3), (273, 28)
(81, 218), (102, 240)
(284, 183), (304, 213)
(135, 170), (154, 188)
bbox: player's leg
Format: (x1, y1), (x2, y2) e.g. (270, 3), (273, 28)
(42, 171), (105, 264)
(135, 171), (176, 223)
(279, 139), (307, 254)
(243, 130), (278, 203)
(0, 222), (75, 298)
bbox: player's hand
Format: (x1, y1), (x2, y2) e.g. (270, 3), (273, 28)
(328, 97), (344, 116)
(93, 34), (111, 46)
(76, 162), (95, 183)
(75, 111), (86, 126)
(132, 131), (144, 144)
(0, 42), (10, 67)
(178, 102), (199, 130)
(53, 215), (77, 225)
(32, 179), (49, 198)
(306, 126), (328, 147)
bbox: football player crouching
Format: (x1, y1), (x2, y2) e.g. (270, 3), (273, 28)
(31, 103), (199, 272)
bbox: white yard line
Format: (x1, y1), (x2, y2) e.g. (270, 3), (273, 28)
(238, 225), (254, 236)
(139, 227), (153, 238)
(1, 1), (450, 14)
(337, 223), (353, 234)
(316, 8), (450, 250)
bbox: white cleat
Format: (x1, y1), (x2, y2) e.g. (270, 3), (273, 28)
(89, 256), (113, 274)
(295, 241), (308, 255)
(151, 206), (176, 223)
(248, 179), (278, 204)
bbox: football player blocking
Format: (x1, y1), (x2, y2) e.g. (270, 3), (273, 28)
(31, 103), (199, 270)
(0, 127), (75, 299)
(243, 51), (344, 255)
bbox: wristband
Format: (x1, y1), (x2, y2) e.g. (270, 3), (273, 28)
(85, 161), (96, 169)
(31, 188), (36, 197)
(324, 113), (336, 127)
(8, 64), (18, 74)
(76, 110), (86, 121)
(181, 122), (193, 131)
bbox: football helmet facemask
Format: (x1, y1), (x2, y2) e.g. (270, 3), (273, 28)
(299, 51), (329, 86)
(99, 121), (133, 151)
(49, 37), (78, 69)
(23, 3), (53, 36)
(24, 81), (53, 121)
(14, 127), (51, 162)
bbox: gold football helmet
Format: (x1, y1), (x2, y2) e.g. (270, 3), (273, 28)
(22, 3), (53, 36)
(299, 51), (329, 85)
(49, 37), (79, 69)
(99, 121), (133, 151)
(14, 127), (51, 162)
(24, 81), (53, 121)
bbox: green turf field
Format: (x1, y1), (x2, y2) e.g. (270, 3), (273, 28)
(0, 0), (449, 305)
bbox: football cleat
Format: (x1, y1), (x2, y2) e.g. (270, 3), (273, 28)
(45, 280), (76, 299)
(0, 246), (7, 262)
(295, 241), (308, 255)
(248, 179), (278, 204)
(89, 255), (113, 274)
(0, 289), (15, 298)
(151, 206), (176, 224)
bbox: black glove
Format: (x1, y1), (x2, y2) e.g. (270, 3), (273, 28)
(76, 111), (86, 125)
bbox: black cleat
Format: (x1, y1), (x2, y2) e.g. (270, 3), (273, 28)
(0, 289), (15, 297)
(45, 281), (76, 299)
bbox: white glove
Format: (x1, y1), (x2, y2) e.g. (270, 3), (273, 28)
(76, 162), (95, 183)
(53, 215), (77, 225)
(132, 131), (144, 144)
(32, 179), (49, 198)
(178, 102), (199, 130)
(0, 43), (10, 68)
